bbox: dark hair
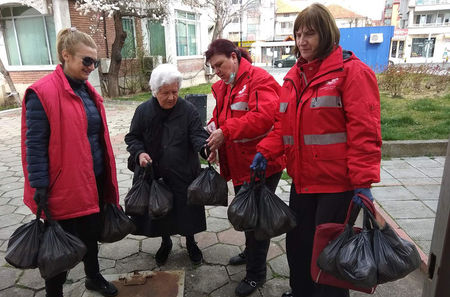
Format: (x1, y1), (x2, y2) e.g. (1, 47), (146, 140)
(293, 3), (340, 59)
(205, 39), (252, 64)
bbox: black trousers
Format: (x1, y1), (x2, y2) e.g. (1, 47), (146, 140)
(286, 185), (352, 297)
(45, 177), (104, 297)
(234, 171), (282, 281)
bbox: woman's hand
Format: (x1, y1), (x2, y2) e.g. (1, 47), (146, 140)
(207, 149), (217, 163)
(207, 128), (224, 151)
(139, 152), (152, 167)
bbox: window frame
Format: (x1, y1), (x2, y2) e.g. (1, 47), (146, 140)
(0, 5), (56, 68)
(121, 16), (137, 59)
(175, 10), (200, 57)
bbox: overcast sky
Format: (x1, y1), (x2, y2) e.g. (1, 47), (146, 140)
(299, 0), (386, 20)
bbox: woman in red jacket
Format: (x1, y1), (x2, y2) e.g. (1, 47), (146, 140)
(205, 39), (285, 297)
(21, 28), (119, 297)
(253, 4), (382, 297)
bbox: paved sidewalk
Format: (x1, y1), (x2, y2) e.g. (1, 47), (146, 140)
(0, 100), (438, 297)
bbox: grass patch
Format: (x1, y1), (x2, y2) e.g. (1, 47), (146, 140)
(281, 170), (291, 181)
(114, 83), (213, 102)
(380, 93), (450, 140)
(0, 104), (18, 111)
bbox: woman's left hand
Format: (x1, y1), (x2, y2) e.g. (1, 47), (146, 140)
(207, 128), (224, 151)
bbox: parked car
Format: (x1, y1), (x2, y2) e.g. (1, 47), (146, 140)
(273, 55), (297, 68)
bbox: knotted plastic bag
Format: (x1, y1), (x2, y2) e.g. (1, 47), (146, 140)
(336, 206), (378, 288)
(148, 177), (173, 219)
(187, 163), (228, 206)
(254, 185), (297, 240)
(37, 208), (86, 279)
(372, 212), (420, 283)
(5, 207), (44, 269)
(99, 203), (136, 243)
(227, 172), (258, 231)
(125, 166), (151, 216)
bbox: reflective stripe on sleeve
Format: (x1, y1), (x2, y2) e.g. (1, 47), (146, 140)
(279, 102), (288, 113)
(310, 96), (342, 108)
(303, 132), (347, 145)
(283, 135), (294, 145)
(230, 102), (249, 111)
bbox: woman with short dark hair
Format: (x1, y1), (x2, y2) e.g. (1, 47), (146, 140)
(253, 4), (382, 297)
(204, 39), (285, 297)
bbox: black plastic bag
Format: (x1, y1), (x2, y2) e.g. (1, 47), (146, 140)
(37, 208), (87, 280)
(99, 203), (136, 243)
(254, 185), (297, 240)
(371, 212), (420, 283)
(336, 207), (378, 288)
(5, 207), (44, 269)
(317, 224), (355, 276)
(148, 177), (173, 219)
(125, 166), (151, 216)
(227, 172), (259, 231)
(187, 163), (228, 206)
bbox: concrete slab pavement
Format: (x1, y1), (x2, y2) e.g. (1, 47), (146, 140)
(0, 100), (437, 296)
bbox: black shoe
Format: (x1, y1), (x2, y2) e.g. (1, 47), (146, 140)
(229, 252), (247, 265)
(281, 292), (293, 297)
(85, 273), (118, 297)
(155, 239), (173, 266)
(235, 278), (265, 297)
(186, 241), (203, 265)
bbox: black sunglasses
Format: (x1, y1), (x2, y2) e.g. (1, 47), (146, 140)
(81, 56), (100, 68)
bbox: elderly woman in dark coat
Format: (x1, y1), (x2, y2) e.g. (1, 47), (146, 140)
(125, 64), (211, 266)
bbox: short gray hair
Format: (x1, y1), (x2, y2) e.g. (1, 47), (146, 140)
(149, 64), (183, 95)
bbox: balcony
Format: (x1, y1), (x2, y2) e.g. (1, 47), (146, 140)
(416, 0), (450, 5)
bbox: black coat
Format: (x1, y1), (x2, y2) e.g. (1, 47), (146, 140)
(124, 97), (209, 237)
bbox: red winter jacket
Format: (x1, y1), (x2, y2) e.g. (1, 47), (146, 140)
(210, 58), (285, 186)
(21, 64), (119, 220)
(257, 47), (381, 194)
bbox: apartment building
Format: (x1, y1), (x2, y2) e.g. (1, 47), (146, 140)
(0, 0), (211, 98)
(393, 0), (450, 64)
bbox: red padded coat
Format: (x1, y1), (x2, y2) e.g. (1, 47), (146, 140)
(210, 58), (285, 186)
(257, 47), (381, 194)
(21, 64), (119, 220)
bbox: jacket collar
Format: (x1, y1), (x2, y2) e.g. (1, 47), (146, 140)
(284, 46), (353, 83)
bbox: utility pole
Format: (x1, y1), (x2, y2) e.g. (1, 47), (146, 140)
(240, 0), (243, 46)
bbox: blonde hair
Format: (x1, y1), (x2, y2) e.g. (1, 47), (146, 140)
(56, 27), (97, 64)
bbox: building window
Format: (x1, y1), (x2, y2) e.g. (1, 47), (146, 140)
(121, 17), (136, 58)
(0, 6), (56, 66)
(391, 41), (398, 58)
(176, 10), (199, 57)
(411, 37), (436, 57)
(228, 32), (240, 41)
(398, 41), (404, 58)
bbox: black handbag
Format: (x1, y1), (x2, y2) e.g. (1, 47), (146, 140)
(37, 207), (87, 280)
(227, 171), (259, 231)
(125, 166), (151, 216)
(5, 206), (44, 269)
(187, 162), (228, 206)
(99, 203), (136, 243)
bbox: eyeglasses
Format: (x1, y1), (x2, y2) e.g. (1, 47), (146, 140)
(81, 56), (100, 68)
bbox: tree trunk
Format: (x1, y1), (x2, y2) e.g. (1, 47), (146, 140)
(212, 18), (223, 42)
(0, 58), (21, 106)
(107, 12), (127, 98)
